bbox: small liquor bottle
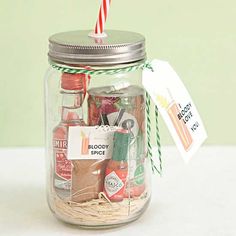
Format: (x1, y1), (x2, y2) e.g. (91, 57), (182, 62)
(53, 73), (86, 198)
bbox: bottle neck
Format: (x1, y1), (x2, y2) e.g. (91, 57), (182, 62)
(61, 91), (84, 123)
(112, 131), (130, 161)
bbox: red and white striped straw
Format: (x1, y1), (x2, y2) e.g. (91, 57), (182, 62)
(94, 0), (111, 35)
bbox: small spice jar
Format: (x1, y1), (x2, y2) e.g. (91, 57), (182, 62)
(45, 30), (152, 228)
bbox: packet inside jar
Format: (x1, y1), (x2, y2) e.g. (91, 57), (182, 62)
(71, 159), (108, 202)
(67, 126), (117, 202)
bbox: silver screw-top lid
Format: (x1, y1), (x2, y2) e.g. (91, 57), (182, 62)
(48, 30), (146, 66)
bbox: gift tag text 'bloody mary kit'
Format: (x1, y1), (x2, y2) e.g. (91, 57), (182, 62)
(143, 60), (207, 161)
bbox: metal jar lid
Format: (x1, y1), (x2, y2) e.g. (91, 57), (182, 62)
(48, 30), (146, 66)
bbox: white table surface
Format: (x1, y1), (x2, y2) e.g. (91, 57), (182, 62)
(0, 146), (236, 236)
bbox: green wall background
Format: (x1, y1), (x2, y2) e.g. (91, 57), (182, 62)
(0, 0), (235, 146)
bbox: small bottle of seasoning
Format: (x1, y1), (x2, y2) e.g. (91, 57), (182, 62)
(104, 129), (130, 202)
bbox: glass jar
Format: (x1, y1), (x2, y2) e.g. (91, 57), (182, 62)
(45, 30), (152, 228)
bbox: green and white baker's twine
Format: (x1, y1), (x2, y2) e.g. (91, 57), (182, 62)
(49, 60), (153, 76)
(50, 60), (162, 175)
(146, 92), (162, 175)
(155, 104), (162, 174)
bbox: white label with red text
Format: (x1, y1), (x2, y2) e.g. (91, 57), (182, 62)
(104, 171), (124, 197)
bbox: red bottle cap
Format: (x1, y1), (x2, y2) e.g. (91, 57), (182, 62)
(61, 73), (86, 91)
(116, 128), (129, 134)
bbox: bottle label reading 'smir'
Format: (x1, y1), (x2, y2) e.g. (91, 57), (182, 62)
(53, 139), (72, 190)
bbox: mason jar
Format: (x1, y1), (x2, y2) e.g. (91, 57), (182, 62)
(44, 30), (152, 228)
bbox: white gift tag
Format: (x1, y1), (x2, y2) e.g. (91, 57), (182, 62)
(143, 60), (207, 161)
(67, 126), (117, 160)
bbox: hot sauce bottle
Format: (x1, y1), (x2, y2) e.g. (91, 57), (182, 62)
(104, 129), (130, 202)
(53, 73), (86, 198)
